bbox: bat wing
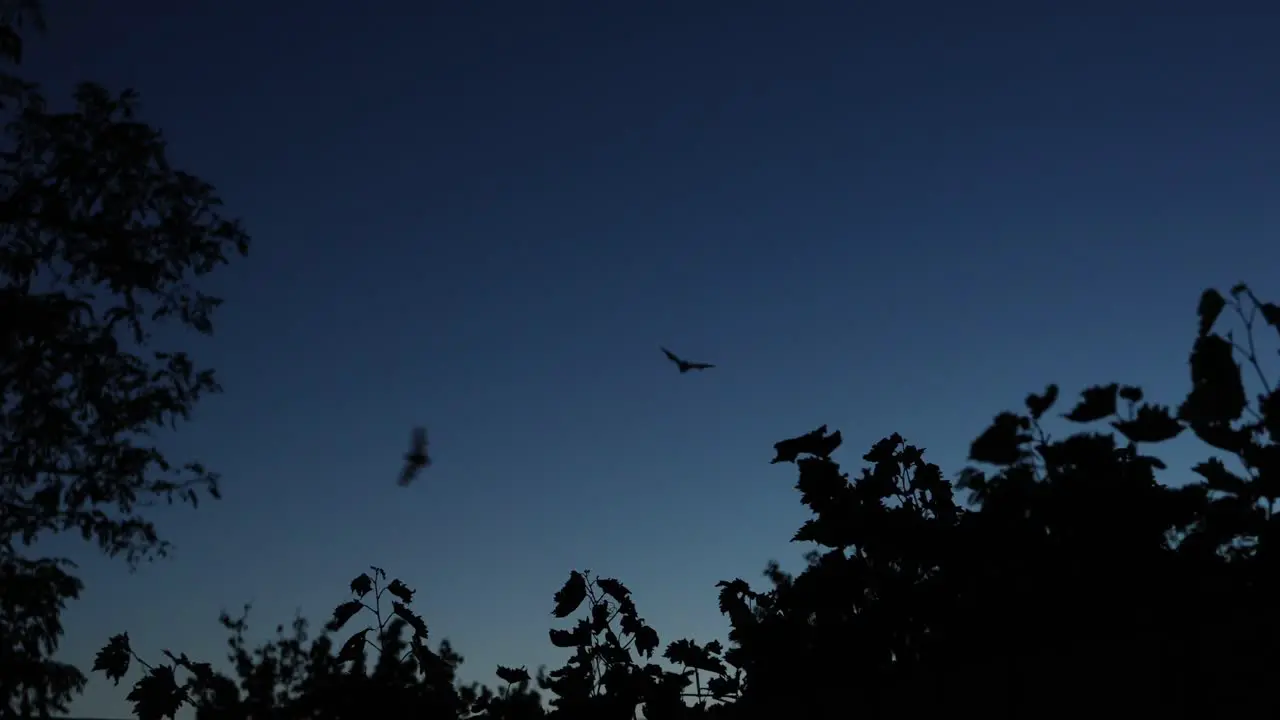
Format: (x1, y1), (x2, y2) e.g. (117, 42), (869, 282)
(689, 362), (715, 370)
(398, 462), (417, 486)
(660, 347), (683, 364)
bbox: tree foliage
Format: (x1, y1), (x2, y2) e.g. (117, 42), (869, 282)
(0, 8), (249, 716)
(97, 283), (1280, 719)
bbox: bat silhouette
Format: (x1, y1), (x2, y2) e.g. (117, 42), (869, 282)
(398, 427), (431, 486)
(661, 347), (716, 373)
(770, 424), (842, 464)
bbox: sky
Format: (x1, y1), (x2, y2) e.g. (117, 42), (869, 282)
(13, 0), (1280, 717)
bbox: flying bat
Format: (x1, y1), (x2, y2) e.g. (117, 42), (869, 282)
(770, 424), (842, 464)
(661, 347), (715, 373)
(398, 427), (432, 486)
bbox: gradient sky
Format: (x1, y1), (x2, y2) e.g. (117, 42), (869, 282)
(17, 1), (1280, 717)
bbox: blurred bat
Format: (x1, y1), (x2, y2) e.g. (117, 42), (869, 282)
(398, 427), (431, 486)
(661, 346), (716, 373)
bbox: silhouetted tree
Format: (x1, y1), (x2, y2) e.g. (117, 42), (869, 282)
(0, 8), (250, 716)
(716, 283), (1280, 719)
(99, 283), (1280, 720)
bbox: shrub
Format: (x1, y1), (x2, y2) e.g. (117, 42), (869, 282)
(98, 284), (1280, 719)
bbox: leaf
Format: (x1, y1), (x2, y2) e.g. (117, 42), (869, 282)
(326, 600), (364, 632)
(1111, 404), (1184, 444)
(591, 601), (611, 632)
(350, 573), (373, 598)
(549, 628), (586, 648)
(1126, 450), (1167, 472)
(125, 666), (187, 720)
(969, 412), (1033, 466)
(1260, 302), (1280, 332)
(1179, 335), (1247, 426)
(337, 628), (370, 665)
(794, 457), (850, 512)
(792, 517), (846, 548)
(496, 665), (531, 684)
(1118, 385), (1143, 403)
(161, 650), (215, 685)
(770, 424), (840, 463)
(1192, 458), (1250, 495)
(392, 600), (429, 639)
(619, 610), (644, 638)
(386, 578), (415, 604)
(411, 636), (452, 677)
(1024, 384), (1059, 420)
(707, 674), (740, 699)
(1063, 384), (1119, 422)
(1197, 288), (1226, 338)
(955, 467), (987, 493)
(1261, 388), (1280, 443)
(633, 625), (661, 658)
(552, 570), (588, 618)
(664, 639), (727, 675)
(595, 577), (632, 603)
(93, 633), (132, 685)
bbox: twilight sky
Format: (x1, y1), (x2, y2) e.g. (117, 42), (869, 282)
(19, 1), (1280, 717)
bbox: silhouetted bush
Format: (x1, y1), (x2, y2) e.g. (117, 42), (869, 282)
(94, 284), (1280, 719)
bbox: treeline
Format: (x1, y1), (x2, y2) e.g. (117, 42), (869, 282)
(93, 284), (1280, 718)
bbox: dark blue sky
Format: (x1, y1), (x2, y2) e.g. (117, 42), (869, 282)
(22, 1), (1280, 716)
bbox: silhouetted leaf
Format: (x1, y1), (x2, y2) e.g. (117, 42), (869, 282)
(1119, 385), (1144, 403)
(969, 412), (1033, 465)
(771, 424), (836, 463)
(1261, 302), (1280, 332)
(326, 600), (364, 632)
(596, 577), (632, 604)
(1133, 453), (1167, 471)
(552, 570), (588, 618)
(794, 457), (849, 512)
(1025, 384), (1059, 420)
(707, 674), (740, 699)
(1198, 288), (1226, 337)
(1112, 404), (1184, 444)
(386, 578), (415, 604)
(1192, 458), (1250, 495)
(549, 629), (585, 649)
(633, 625), (660, 658)
(1064, 384), (1119, 422)
(664, 639), (727, 674)
(350, 573), (373, 598)
(392, 601), (428, 639)
(336, 628), (369, 665)
(125, 666), (186, 720)
(161, 650), (215, 685)
(1261, 388), (1280, 443)
(93, 633), (132, 685)
(591, 601), (610, 632)
(496, 665), (531, 684)
(1180, 335), (1247, 426)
